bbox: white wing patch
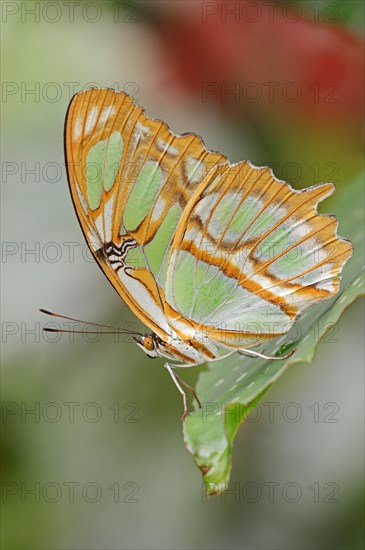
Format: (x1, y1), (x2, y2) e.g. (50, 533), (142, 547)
(133, 121), (149, 147)
(75, 182), (88, 214)
(99, 105), (116, 126)
(193, 193), (220, 222)
(94, 212), (104, 240)
(85, 106), (99, 136)
(87, 228), (102, 250)
(103, 195), (115, 242)
(151, 196), (166, 222)
(156, 138), (179, 156)
(184, 157), (205, 184)
(73, 117), (83, 142)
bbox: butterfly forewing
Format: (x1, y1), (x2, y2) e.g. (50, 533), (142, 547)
(165, 162), (353, 348)
(65, 88), (227, 340)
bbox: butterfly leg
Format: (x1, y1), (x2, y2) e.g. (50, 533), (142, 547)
(173, 372), (202, 409)
(164, 363), (201, 421)
(238, 348), (296, 361)
(165, 364), (189, 421)
(203, 350), (237, 363)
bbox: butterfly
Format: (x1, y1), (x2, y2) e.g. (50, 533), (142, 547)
(60, 87), (352, 420)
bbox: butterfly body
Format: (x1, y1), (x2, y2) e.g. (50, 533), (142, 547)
(64, 88), (352, 419)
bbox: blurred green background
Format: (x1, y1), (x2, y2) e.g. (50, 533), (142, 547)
(1, 1), (364, 548)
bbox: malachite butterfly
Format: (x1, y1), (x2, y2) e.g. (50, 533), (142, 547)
(59, 88), (352, 420)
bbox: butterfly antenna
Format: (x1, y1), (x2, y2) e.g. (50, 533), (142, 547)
(40, 308), (143, 336)
(43, 328), (139, 335)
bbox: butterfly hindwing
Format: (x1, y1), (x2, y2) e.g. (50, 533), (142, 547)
(164, 162), (353, 348)
(65, 88), (227, 339)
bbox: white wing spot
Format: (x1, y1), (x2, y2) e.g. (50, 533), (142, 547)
(194, 193), (220, 223)
(99, 105), (116, 126)
(184, 157), (205, 184)
(103, 195), (115, 242)
(87, 229), (102, 250)
(156, 138), (179, 156)
(73, 116), (83, 142)
(75, 183), (88, 214)
(133, 122), (149, 147)
(108, 254), (120, 262)
(151, 197), (166, 222)
(85, 107), (99, 135)
(95, 212), (104, 240)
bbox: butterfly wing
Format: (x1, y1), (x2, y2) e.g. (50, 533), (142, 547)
(65, 88), (227, 340)
(164, 162), (352, 348)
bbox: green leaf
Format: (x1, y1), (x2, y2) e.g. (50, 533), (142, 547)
(183, 171), (364, 497)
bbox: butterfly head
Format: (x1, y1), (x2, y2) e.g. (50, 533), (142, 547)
(131, 330), (208, 364)
(132, 333), (160, 359)
(131, 332), (195, 362)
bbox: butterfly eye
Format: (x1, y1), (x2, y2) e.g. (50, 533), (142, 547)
(143, 336), (155, 352)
